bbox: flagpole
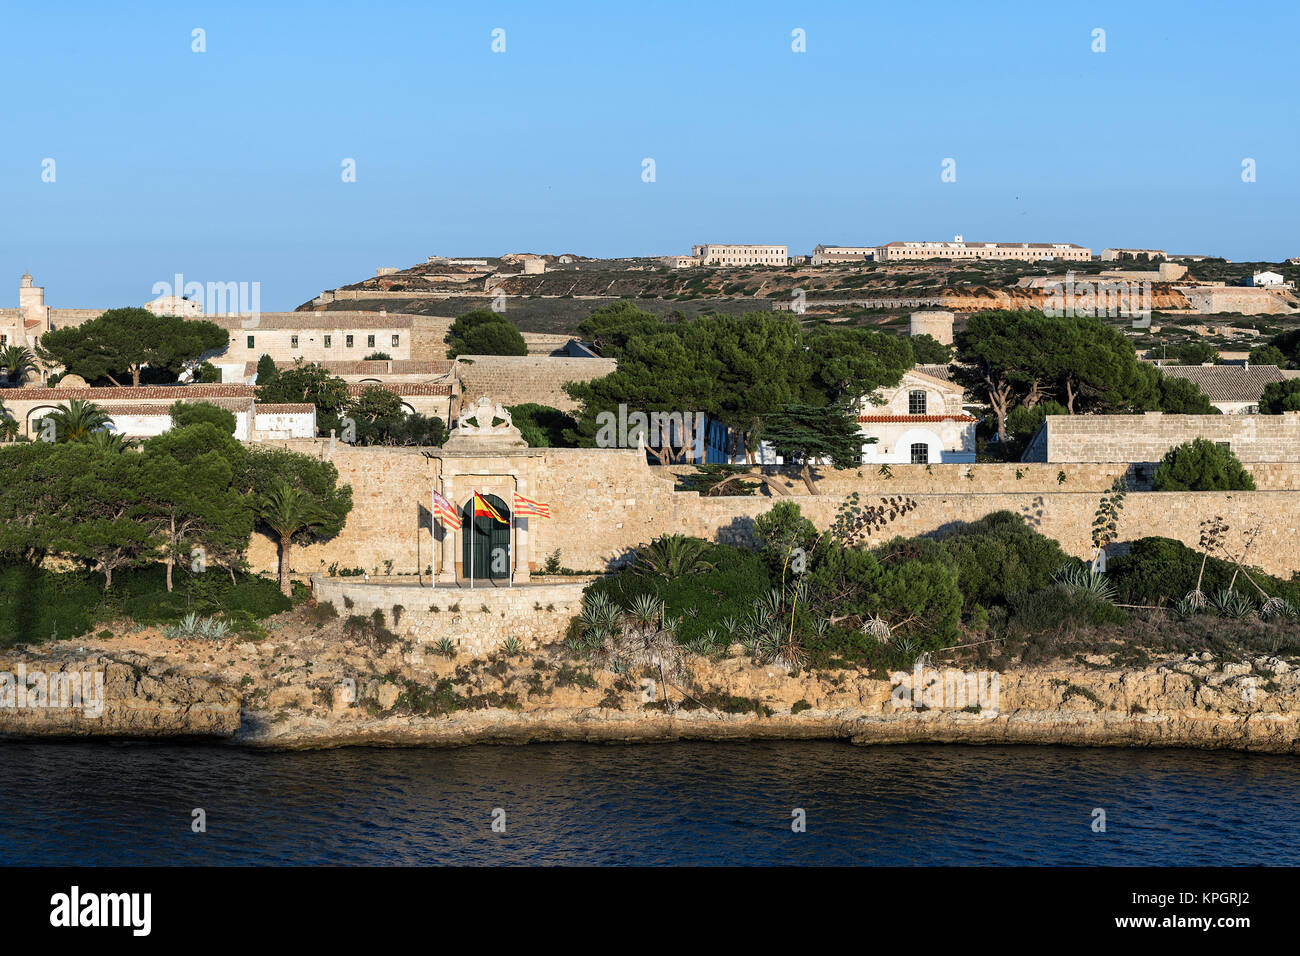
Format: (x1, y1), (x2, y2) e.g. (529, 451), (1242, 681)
(470, 488), (475, 590)
(509, 490), (515, 589)
(429, 488), (435, 589)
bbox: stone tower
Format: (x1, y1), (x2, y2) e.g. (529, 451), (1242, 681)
(17, 273), (48, 348)
(909, 309), (955, 346)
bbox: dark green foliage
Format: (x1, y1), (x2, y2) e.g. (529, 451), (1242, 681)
(585, 542), (773, 646)
(908, 333), (952, 365)
(507, 403), (577, 447)
(1003, 583), (1128, 638)
(808, 543), (962, 654)
(35, 308), (227, 387)
(0, 563), (288, 647)
(1005, 400), (1067, 444)
(1157, 375), (1218, 414)
(445, 310), (528, 358)
(1169, 342), (1220, 365)
(347, 385), (447, 446)
(170, 400), (237, 436)
(255, 354), (279, 384)
(0, 563), (101, 645)
(1258, 379), (1300, 414)
(257, 362), (351, 434)
(752, 500), (820, 575)
(763, 403), (863, 492)
(678, 464), (762, 496)
(1107, 537), (1300, 607)
(1151, 438), (1255, 491)
(1249, 344), (1289, 369)
(935, 511), (1071, 612)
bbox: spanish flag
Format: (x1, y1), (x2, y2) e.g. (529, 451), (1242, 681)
(512, 492), (552, 519)
(473, 492), (508, 524)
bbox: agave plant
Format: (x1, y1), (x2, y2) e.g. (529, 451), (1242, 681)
(435, 637), (457, 657)
(1173, 594), (1201, 619)
(1209, 588), (1254, 621)
(1182, 588), (1208, 609)
(626, 593), (663, 631)
(1053, 563), (1117, 602)
(503, 636), (523, 655)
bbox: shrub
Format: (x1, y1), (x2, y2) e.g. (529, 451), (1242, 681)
(936, 511), (1071, 612)
(1107, 537), (1300, 607)
(445, 310), (527, 358)
(1152, 438), (1255, 491)
(584, 542), (772, 647)
(1004, 583), (1128, 637)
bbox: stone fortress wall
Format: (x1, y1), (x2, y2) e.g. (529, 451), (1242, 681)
(454, 355), (618, 412)
(248, 445), (1300, 583)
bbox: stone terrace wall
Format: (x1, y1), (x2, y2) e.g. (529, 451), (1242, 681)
(1046, 412), (1300, 464)
(249, 445), (1300, 582)
(310, 575), (585, 656)
(455, 355), (617, 412)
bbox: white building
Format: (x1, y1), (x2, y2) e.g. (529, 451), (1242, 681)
(812, 245), (874, 265)
(856, 369), (976, 464)
(875, 237), (1091, 263)
(691, 244), (788, 267)
(1249, 271), (1286, 287)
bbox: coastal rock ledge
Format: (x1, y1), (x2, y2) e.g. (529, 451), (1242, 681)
(0, 655), (240, 740)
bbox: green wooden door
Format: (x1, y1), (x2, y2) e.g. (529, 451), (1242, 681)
(461, 494), (511, 583)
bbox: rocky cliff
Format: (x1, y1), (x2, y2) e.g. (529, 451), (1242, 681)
(6, 618), (1294, 754)
(0, 653), (240, 739)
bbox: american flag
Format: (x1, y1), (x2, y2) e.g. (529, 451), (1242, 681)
(513, 492), (552, 519)
(431, 489), (462, 530)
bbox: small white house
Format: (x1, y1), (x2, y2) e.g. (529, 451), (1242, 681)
(1249, 271), (1286, 287)
(856, 369), (976, 464)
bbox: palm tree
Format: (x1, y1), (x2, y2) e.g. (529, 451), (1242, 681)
(49, 399), (110, 442)
(0, 345), (37, 385)
(631, 534), (715, 578)
(0, 411), (17, 442)
(259, 479), (328, 596)
(84, 429), (134, 454)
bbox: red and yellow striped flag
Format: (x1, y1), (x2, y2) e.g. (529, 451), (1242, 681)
(513, 492), (552, 519)
(431, 489), (461, 530)
(473, 492), (508, 524)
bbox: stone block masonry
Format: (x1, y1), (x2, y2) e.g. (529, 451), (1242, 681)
(311, 576), (585, 657)
(250, 444), (1300, 585)
(454, 355), (617, 412)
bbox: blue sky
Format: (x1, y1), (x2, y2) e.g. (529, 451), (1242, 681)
(1, 0), (1296, 310)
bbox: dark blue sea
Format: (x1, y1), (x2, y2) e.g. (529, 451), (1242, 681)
(2, 741), (1296, 865)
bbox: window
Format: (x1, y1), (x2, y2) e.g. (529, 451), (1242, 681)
(910, 443), (929, 465)
(367, 335), (375, 348)
(908, 390), (927, 415)
(291, 335), (299, 348)
(246, 335), (255, 349)
(346, 335), (354, 348)
(392, 334), (399, 348)
(324, 334), (331, 347)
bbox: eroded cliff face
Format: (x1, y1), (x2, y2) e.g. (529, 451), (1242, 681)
(3, 625), (1296, 754)
(0, 654), (240, 739)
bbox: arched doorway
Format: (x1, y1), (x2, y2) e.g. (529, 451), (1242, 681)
(461, 493), (511, 583)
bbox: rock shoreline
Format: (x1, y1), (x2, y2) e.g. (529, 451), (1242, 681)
(4, 627), (1299, 755)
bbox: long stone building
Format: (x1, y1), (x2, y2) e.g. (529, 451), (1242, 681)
(874, 237), (1091, 263)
